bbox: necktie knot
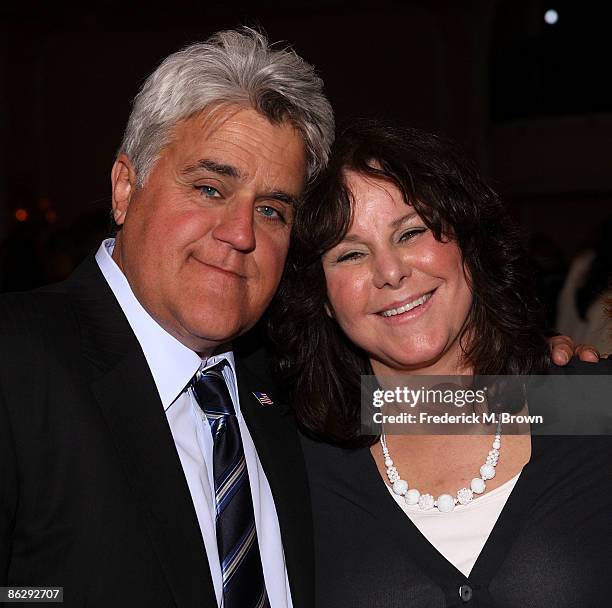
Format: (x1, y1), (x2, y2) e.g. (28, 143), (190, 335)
(192, 362), (237, 438)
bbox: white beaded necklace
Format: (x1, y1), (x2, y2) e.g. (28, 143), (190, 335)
(380, 423), (502, 513)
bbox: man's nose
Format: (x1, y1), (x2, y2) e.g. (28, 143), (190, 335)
(212, 198), (256, 253)
(372, 250), (411, 289)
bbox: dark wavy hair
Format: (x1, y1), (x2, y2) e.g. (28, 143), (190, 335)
(269, 119), (549, 447)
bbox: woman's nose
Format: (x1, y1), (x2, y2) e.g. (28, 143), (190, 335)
(372, 250), (411, 289)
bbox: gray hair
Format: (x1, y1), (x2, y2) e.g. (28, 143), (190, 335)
(119, 27), (335, 187)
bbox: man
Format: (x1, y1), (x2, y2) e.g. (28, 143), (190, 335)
(0, 26), (593, 608)
(0, 28), (332, 608)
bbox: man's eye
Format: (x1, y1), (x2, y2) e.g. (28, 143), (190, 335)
(257, 206), (285, 223)
(198, 185), (221, 198)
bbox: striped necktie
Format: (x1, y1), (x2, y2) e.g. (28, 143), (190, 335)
(192, 362), (270, 608)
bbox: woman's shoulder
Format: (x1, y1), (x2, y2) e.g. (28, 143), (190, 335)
(526, 358), (612, 436)
(546, 356), (612, 375)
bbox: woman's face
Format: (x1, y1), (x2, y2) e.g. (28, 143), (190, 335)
(322, 171), (473, 376)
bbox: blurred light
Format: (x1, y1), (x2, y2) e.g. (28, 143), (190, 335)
(38, 197), (51, 210)
(544, 9), (559, 25)
(15, 208), (28, 222)
(45, 210), (58, 223)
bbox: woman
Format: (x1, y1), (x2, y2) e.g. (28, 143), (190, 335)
(271, 120), (612, 607)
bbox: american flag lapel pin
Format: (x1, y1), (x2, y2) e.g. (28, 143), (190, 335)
(253, 391), (274, 406)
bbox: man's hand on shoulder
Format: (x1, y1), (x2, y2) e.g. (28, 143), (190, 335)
(549, 334), (600, 365)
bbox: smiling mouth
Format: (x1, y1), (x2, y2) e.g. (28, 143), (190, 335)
(379, 291), (434, 317)
(192, 257), (246, 279)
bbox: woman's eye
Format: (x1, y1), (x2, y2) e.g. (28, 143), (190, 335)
(399, 228), (426, 242)
(257, 206), (285, 223)
(198, 185), (221, 198)
(337, 251), (364, 263)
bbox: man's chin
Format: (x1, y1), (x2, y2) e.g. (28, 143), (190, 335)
(179, 319), (252, 353)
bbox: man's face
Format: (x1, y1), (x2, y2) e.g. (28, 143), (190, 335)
(111, 106), (306, 353)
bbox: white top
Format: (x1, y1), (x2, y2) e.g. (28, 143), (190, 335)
(96, 239), (293, 608)
(387, 473), (521, 577)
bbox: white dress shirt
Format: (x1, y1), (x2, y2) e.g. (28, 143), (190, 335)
(95, 239), (293, 607)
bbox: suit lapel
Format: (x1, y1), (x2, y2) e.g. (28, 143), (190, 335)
(67, 256), (313, 607)
(68, 257), (217, 608)
(235, 357), (314, 608)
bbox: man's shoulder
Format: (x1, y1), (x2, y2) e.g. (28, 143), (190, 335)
(0, 285), (78, 366)
(0, 254), (113, 339)
(0, 285), (73, 332)
(234, 325), (276, 371)
(236, 344), (275, 374)
(234, 329), (284, 395)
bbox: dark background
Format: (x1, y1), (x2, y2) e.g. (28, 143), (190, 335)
(1, 0), (611, 325)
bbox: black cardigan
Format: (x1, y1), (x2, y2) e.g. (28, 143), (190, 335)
(302, 360), (612, 607)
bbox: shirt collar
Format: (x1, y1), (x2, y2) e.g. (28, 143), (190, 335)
(95, 238), (236, 410)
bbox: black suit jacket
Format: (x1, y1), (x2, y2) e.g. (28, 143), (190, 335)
(0, 255), (313, 607)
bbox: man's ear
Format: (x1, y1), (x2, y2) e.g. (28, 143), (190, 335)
(111, 154), (137, 227)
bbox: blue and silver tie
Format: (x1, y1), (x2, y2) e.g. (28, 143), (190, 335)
(192, 362), (270, 608)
